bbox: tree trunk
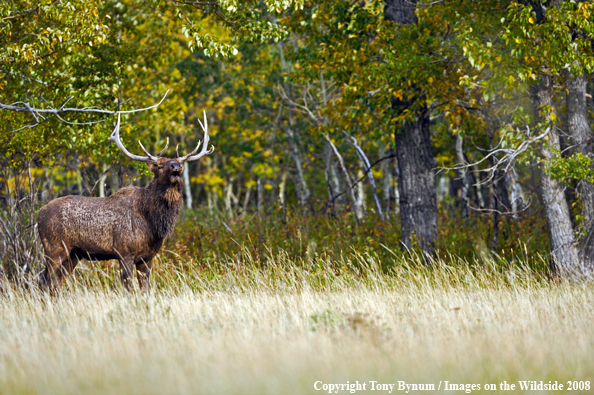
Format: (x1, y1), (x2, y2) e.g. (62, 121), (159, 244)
(489, 165), (512, 251)
(76, 159), (84, 196)
(509, 167), (525, 218)
(384, 0), (417, 23)
(324, 143), (343, 209)
(282, 124), (311, 208)
(207, 189), (217, 214)
(392, 104), (438, 254)
(257, 177), (264, 213)
(243, 186), (252, 212)
(109, 170), (119, 195)
(494, 169), (512, 216)
(392, 155), (400, 214)
(324, 136), (363, 222)
(225, 180), (234, 217)
(41, 167), (51, 203)
(565, 70), (593, 200)
(279, 171), (288, 209)
(472, 164), (485, 210)
(379, 144), (393, 218)
(565, 68), (594, 272)
(183, 163), (193, 209)
(98, 164), (107, 198)
(455, 133), (470, 218)
(385, 0), (438, 255)
(356, 169), (367, 218)
(277, 41), (311, 209)
(491, 190), (500, 252)
(532, 74), (582, 277)
(344, 131), (384, 220)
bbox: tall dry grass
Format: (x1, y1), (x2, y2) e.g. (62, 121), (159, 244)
(0, 251), (593, 394)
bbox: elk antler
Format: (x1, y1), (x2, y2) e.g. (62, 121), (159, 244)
(177, 110), (215, 163)
(110, 113), (169, 163)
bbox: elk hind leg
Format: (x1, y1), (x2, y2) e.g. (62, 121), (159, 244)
(39, 243), (72, 293)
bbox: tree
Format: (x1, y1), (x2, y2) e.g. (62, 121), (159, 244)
(287, 0), (467, 255)
(384, 0), (438, 256)
(459, 0), (594, 277)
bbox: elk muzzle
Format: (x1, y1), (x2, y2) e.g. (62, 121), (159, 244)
(169, 161), (183, 182)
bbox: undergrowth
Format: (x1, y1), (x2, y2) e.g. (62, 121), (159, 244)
(1, 204), (552, 292)
(170, 207), (550, 266)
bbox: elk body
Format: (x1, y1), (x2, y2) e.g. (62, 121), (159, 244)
(38, 112), (214, 292)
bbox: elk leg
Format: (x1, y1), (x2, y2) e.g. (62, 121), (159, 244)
(59, 251), (81, 285)
(135, 259), (153, 293)
(118, 257), (135, 292)
(39, 244), (71, 293)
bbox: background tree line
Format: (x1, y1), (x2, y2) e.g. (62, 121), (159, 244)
(2, 0), (594, 281)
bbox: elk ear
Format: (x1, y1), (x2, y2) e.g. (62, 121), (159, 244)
(148, 163), (159, 174)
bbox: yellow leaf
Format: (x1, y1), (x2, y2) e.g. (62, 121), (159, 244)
(529, 17), (535, 24)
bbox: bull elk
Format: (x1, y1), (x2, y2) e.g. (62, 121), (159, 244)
(38, 112), (214, 292)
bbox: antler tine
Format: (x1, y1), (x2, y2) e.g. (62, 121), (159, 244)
(109, 113), (152, 163)
(198, 109), (207, 133)
(181, 140), (202, 157)
(178, 110), (216, 163)
(137, 141), (160, 163)
(155, 137), (170, 157)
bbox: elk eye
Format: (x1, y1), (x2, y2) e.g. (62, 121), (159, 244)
(158, 166), (163, 169)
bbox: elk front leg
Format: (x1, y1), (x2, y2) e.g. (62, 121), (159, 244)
(136, 259), (153, 293)
(118, 256), (135, 292)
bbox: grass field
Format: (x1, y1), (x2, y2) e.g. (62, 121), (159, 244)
(1, 251), (593, 394)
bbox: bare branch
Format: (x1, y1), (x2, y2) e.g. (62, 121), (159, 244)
(276, 83), (322, 125)
(328, 152), (397, 206)
(0, 90), (170, 116)
(54, 113), (106, 126)
(468, 197), (532, 216)
(2, 90), (170, 132)
(441, 126), (550, 186)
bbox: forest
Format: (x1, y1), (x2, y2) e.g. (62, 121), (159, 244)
(1, 1), (594, 394)
(1, 0), (594, 278)
(3, 0), (594, 279)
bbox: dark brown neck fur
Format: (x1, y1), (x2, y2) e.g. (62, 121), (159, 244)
(139, 179), (183, 240)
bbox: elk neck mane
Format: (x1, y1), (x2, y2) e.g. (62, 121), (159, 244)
(139, 178), (183, 240)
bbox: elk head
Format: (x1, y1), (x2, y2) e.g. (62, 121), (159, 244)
(109, 111), (215, 185)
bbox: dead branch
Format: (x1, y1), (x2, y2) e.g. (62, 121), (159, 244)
(328, 152), (397, 206)
(1, 90), (170, 131)
(441, 126), (550, 186)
